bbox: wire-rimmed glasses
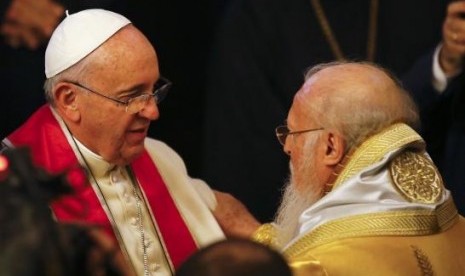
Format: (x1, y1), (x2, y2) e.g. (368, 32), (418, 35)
(67, 76), (172, 114)
(275, 125), (324, 146)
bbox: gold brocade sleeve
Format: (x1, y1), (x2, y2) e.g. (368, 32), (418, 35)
(252, 223), (277, 246)
(291, 259), (327, 276)
(252, 224), (327, 275)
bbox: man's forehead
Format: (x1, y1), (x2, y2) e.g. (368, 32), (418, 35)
(288, 95), (309, 126)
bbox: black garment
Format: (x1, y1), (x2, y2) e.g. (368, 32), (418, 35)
(202, 0), (447, 221)
(404, 49), (465, 215)
(0, 0), (127, 139)
(124, 0), (220, 177)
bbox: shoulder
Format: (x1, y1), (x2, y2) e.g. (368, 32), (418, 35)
(144, 137), (187, 172)
(144, 137), (179, 156)
(144, 137), (173, 151)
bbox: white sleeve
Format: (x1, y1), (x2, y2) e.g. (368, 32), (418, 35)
(432, 43), (462, 93)
(191, 178), (218, 211)
(144, 138), (218, 210)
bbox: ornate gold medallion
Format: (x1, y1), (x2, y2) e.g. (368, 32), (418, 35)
(389, 151), (443, 204)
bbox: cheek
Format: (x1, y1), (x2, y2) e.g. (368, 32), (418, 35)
(112, 122), (134, 147)
(290, 155), (306, 188)
(290, 146), (306, 170)
(100, 125), (137, 164)
(291, 142), (319, 190)
(99, 116), (132, 149)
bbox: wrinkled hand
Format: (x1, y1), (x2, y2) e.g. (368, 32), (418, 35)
(1, 0), (64, 49)
(440, 1), (465, 76)
(212, 190), (261, 238)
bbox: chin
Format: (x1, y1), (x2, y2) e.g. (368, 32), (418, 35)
(127, 147), (145, 161)
(114, 145), (145, 165)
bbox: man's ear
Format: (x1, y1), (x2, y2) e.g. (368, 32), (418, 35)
(54, 82), (81, 122)
(322, 132), (345, 166)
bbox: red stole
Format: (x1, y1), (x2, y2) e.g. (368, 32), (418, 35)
(5, 105), (197, 269)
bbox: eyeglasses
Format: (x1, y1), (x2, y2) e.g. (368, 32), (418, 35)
(275, 125), (324, 146)
(67, 76), (172, 114)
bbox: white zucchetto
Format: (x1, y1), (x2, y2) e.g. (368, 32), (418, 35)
(45, 9), (131, 78)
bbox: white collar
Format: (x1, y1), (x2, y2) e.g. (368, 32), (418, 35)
(286, 147), (450, 250)
(72, 137), (116, 178)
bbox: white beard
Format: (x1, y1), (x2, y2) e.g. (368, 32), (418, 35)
(274, 135), (323, 249)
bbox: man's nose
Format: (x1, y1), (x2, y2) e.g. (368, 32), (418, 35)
(139, 97), (159, 120)
(283, 138), (291, 156)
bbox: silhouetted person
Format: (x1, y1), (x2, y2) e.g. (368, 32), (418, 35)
(0, 147), (130, 275)
(176, 238), (292, 276)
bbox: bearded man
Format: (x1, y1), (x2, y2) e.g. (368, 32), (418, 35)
(251, 61), (465, 275)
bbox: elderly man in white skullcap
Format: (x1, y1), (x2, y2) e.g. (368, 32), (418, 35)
(1, 9), (259, 276)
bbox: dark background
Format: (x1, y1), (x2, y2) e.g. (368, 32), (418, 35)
(125, 0), (231, 177)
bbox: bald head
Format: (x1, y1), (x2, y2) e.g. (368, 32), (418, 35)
(176, 238), (292, 276)
(301, 62), (400, 105)
(295, 61), (419, 151)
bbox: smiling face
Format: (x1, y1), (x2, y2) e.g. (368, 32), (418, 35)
(64, 25), (160, 165)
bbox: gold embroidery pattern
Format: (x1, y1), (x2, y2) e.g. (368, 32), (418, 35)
(284, 197), (458, 258)
(332, 124), (424, 190)
(437, 197), (459, 230)
(411, 245), (434, 276)
(389, 151), (443, 204)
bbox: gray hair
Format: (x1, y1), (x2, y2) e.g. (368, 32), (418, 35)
(43, 50), (95, 106)
(303, 61), (420, 153)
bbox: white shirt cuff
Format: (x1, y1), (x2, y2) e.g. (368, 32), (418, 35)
(432, 44), (448, 93)
(432, 43), (462, 93)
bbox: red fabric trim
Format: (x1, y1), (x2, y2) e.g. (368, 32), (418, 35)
(6, 105), (199, 267)
(7, 105), (112, 235)
(132, 152), (198, 268)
